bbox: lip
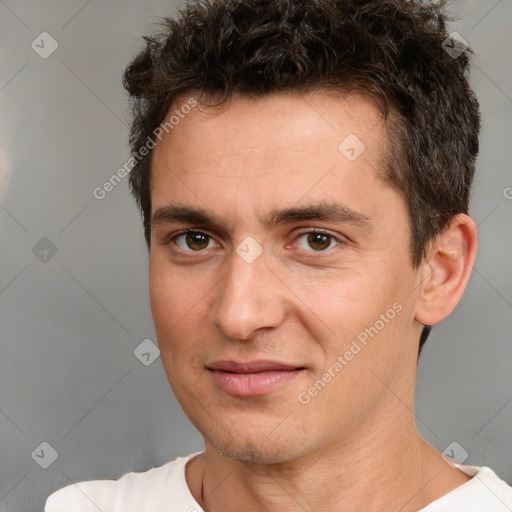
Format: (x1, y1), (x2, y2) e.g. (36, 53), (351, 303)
(207, 360), (305, 397)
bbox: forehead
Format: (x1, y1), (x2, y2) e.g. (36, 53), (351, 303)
(156, 91), (387, 156)
(149, 91), (397, 227)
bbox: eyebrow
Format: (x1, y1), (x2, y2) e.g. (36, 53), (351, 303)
(151, 202), (373, 232)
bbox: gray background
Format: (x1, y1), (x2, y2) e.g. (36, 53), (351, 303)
(0, 1), (511, 510)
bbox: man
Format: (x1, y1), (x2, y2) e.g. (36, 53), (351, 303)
(45, 0), (512, 510)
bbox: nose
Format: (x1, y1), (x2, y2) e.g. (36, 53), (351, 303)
(210, 242), (287, 341)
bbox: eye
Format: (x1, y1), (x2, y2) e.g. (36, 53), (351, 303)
(167, 228), (343, 254)
(294, 229), (341, 252)
(172, 230), (220, 252)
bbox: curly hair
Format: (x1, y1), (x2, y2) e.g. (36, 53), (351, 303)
(123, 0), (480, 354)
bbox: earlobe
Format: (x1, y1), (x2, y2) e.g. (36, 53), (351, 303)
(414, 214), (477, 326)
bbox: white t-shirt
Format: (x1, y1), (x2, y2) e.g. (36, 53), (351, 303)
(45, 452), (512, 512)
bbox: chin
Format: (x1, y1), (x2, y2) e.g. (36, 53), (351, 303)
(203, 422), (311, 465)
(215, 439), (294, 465)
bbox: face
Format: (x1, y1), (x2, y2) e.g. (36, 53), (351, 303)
(149, 91), (423, 464)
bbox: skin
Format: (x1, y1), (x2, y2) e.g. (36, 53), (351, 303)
(149, 91), (477, 511)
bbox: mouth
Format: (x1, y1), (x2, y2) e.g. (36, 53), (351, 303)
(207, 360), (306, 397)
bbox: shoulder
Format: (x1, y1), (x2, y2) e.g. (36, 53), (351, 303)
(424, 464), (512, 511)
(470, 465), (512, 507)
(44, 452), (203, 512)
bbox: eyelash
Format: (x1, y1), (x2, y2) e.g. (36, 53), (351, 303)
(166, 228), (344, 256)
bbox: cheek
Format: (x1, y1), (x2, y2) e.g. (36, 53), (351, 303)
(306, 264), (411, 358)
(295, 269), (383, 334)
(149, 264), (172, 330)
(149, 257), (193, 339)
(148, 256), (213, 362)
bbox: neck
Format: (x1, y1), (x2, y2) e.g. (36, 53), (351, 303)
(187, 407), (470, 512)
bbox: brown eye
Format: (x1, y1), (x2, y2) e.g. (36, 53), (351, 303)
(295, 230), (340, 252)
(307, 233), (332, 251)
(174, 231), (217, 251)
(186, 232), (209, 250)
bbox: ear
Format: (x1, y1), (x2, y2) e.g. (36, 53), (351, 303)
(414, 213), (477, 326)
